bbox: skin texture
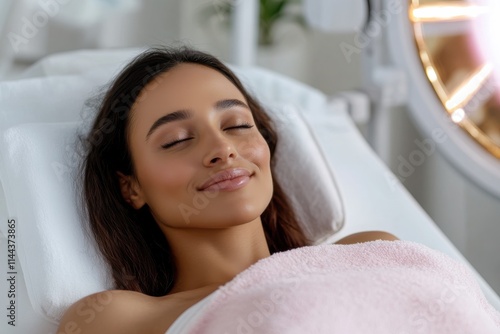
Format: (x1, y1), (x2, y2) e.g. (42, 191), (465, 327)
(57, 64), (398, 334)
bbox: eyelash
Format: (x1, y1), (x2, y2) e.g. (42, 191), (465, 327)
(161, 123), (255, 149)
(225, 123), (254, 131)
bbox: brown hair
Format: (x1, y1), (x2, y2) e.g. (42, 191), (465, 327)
(81, 46), (309, 297)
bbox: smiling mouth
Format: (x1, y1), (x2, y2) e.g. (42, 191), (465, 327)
(198, 168), (253, 192)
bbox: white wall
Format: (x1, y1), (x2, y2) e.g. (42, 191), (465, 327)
(99, 0), (182, 48)
(173, 0), (364, 92)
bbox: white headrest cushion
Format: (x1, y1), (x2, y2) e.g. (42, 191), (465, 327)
(268, 103), (344, 240)
(0, 123), (114, 322)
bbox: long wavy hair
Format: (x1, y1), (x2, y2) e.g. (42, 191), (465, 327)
(80, 46), (310, 297)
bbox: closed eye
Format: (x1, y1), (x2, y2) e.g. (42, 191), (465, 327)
(161, 124), (254, 149)
(161, 137), (193, 149)
(225, 123), (254, 131)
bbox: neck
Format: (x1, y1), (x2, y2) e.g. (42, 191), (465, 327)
(163, 218), (270, 294)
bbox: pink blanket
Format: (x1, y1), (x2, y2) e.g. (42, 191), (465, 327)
(187, 241), (500, 333)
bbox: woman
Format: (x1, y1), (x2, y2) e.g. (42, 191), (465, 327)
(57, 46), (397, 334)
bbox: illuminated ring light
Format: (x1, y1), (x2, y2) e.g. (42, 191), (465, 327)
(386, 0), (500, 198)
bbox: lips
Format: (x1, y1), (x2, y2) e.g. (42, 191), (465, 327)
(198, 168), (252, 191)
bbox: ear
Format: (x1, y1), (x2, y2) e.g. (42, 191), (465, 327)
(116, 171), (146, 209)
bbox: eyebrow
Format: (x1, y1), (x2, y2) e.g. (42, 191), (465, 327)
(145, 98), (250, 140)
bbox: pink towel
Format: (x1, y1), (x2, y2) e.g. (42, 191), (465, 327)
(187, 241), (500, 333)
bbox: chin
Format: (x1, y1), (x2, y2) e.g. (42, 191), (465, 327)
(186, 177), (273, 228)
(187, 203), (267, 229)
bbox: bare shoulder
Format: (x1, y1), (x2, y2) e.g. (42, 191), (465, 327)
(334, 230), (399, 245)
(56, 289), (158, 334)
(56, 287), (216, 334)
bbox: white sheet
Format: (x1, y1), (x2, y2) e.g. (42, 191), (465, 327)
(165, 292), (216, 334)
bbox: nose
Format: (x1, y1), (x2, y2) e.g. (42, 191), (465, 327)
(202, 132), (238, 166)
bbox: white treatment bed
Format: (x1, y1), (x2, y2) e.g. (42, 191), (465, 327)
(0, 48), (499, 334)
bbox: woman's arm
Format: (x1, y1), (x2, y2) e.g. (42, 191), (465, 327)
(334, 231), (399, 245)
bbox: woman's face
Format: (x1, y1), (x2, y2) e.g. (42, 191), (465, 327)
(123, 63), (273, 230)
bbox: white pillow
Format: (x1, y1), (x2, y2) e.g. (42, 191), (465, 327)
(0, 61), (344, 322)
(268, 103), (344, 242)
(0, 122), (113, 321)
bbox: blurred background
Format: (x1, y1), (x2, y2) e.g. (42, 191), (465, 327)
(1, 0), (499, 295)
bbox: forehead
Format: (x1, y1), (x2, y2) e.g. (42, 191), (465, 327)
(135, 63), (244, 110)
(127, 63), (247, 134)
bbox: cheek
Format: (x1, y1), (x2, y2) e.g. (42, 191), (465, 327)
(137, 156), (193, 200)
(237, 136), (271, 167)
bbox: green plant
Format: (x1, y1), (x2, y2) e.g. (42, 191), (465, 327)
(257, 0), (305, 46)
(202, 0), (305, 46)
